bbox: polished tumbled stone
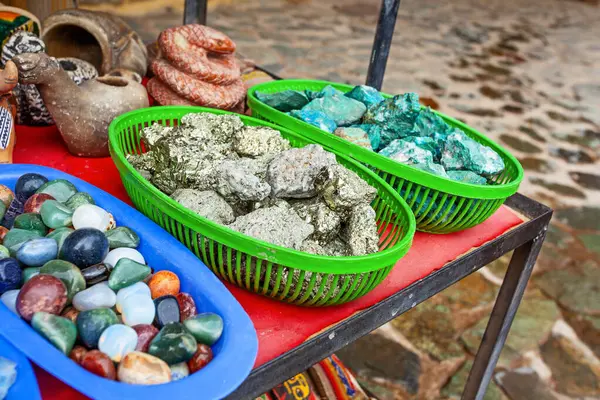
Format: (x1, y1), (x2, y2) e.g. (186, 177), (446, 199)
(65, 192), (94, 211)
(13, 213), (48, 236)
(170, 362), (189, 381)
(103, 247), (145, 268)
(76, 308), (119, 348)
(40, 200), (73, 229)
(148, 323), (197, 365)
(0, 289), (19, 314)
(31, 311), (77, 355)
(108, 258), (151, 291)
(154, 295), (180, 328)
(72, 282), (116, 311)
(21, 267), (41, 285)
(16, 238), (58, 267)
(40, 260), (86, 302)
(183, 313), (224, 346)
(46, 227), (73, 252)
(60, 228), (109, 269)
(15, 173), (48, 203)
(121, 294), (155, 327)
(16, 275), (67, 321)
(105, 227), (140, 249)
(81, 350), (116, 380)
(98, 324), (138, 362)
(80, 263), (111, 286)
(72, 204), (111, 231)
(3, 228), (42, 256)
(118, 351), (171, 385)
(0, 258), (22, 296)
(116, 282), (151, 313)
(35, 179), (77, 203)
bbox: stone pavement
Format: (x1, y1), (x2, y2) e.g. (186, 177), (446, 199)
(83, 0), (600, 398)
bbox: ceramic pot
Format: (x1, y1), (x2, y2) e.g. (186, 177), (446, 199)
(41, 9), (147, 79)
(13, 52), (149, 157)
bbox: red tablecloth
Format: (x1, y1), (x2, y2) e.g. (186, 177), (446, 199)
(13, 124), (523, 400)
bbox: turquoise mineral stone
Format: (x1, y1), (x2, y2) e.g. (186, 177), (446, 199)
(3, 228), (43, 256)
(46, 227), (74, 252)
(363, 92), (421, 135)
(35, 179), (77, 203)
(65, 192), (95, 210)
(441, 130), (505, 176)
(255, 90), (310, 112)
(302, 94), (366, 126)
(379, 139), (434, 165)
(13, 213), (48, 236)
(333, 127), (372, 150)
(403, 136), (441, 161)
(40, 200), (73, 229)
(447, 170), (488, 185)
(344, 85), (384, 108)
(148, 322), (197, 365)
(31, 312), (77, 355)
(290, 109), (337, 133)
(412, 162), (449, 178)
(318, 85), (344, 97)
(351, 124), (381, 150)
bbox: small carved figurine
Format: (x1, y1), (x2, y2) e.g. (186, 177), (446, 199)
(0, 60), (17, 163)
(12, 52), (148, 157)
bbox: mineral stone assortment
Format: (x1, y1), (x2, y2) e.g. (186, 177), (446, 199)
(127, 112), (381, 258)
(256, 86), (506, 185)
(0, 173), (224, 385)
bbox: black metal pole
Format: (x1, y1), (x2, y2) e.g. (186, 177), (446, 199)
(366, 0), (401, 90)
(184, 0), (208, 25)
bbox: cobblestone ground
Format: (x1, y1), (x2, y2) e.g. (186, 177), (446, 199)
(84, 0), (600, 398)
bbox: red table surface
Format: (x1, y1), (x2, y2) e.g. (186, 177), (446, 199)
(12, 124), (523, 400)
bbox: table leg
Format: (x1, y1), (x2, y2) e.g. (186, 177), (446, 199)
(366, 0), (402, 90)
(184, 0), (208, 25)
(462, 229), (548, 400)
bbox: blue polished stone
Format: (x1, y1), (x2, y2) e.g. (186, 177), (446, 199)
(15, 173), (48, 203)
(154, 295), (180, 328)
(16, 238), (58, 267)
(59, 228), (109, 269)
(0, 258), (22, 295)
(1, 198), (24, 229)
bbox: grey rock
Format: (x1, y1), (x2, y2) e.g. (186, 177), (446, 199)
(267, 144), (337, 198)
(342, 203), (380, 256)
(171, 189), (235, 225)
(141, 123), (173, 150)
(126, 152), (156, 175)
(292, 198), (341, 243)
(215, 160), (271, 202)
(180, 112), (244, 144)
(322, 237), (351, 256)
(314, 164), (377, 212)
(233, 126), (291, 158)
(227, 202), (313, 249)
(299, 239), (326, 255)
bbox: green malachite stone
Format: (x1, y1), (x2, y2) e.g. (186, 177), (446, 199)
(35, 179), (77, 203)
(0, 201), (5, 221)
(3, 228), (43, 256)
(31, 312), (77, 355)
(65, 192), (95, 210)
(0, 245), (9, 259)
(40, 200), (73, 229)
(13, 213), (48, 236)
(108, 258), (151, 291)
(105, 227), (140, 249)
(148, 322), (197, 365)
(22, 267), (41, 284)
(76, 308), (119, 349)
(182, 313), (224, 346)
(40, 260), (86, 302)
(46, 227), (74, 252)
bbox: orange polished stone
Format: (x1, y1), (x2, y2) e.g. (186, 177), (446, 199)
(61, 306), (80, 323)
(69, 345), (88, 364)
(148, 271), (180, 299)
(188, 344), (213, 373)
(0, 226), (8, 243)
(81, 350), (117, 380)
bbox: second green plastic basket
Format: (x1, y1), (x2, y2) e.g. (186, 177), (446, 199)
(247, 79), (524, 233)
(109, 106), (416, 306)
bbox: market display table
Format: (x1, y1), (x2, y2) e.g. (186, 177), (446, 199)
(13, 124), (551, 400)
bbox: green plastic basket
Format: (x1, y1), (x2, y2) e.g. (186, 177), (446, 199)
(108, 106), (416, 306)
(247, 79), (524, 234)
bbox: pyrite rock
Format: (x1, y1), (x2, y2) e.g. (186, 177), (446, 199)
(233, 126), (290, 158)
(342, 203), (380, 256)
(171, 189), (235, 225)
(314, 165), (377, 212)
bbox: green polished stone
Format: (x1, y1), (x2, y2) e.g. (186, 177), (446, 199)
(148, 322), (197, 365)
(46, 227), (74, 252)
(0, 202), (5, 221)
(35, 179), (77, 203)
(3, 228), (43, 256)
(105, 227), (140, 249)
(108, 258), (151, 291)
(40, 200), (73, 229)
(40, 260), (86, 302)
(22, 267), (41, 284)
(65, 192), (95, 210)
(31, 311), (77, 355)
(13, 213), (48, 236)
(183, 313), (223, 346)
(0, 245), (8, 259)
(76, 308), (119, 348)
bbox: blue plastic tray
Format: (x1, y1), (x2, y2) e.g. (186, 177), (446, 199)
(0, 336), (41, 400)
(0, 164), (258, 400)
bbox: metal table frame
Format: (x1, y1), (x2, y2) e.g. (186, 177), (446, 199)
(184, 2), (553, 399)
